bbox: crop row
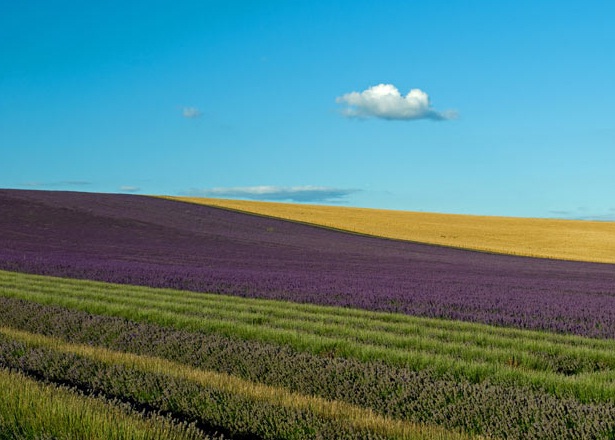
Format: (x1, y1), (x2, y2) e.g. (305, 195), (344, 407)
(2, 270), (614, 403)
(2, 189), (615, 339)
(2, 296), (615, 439)
(0, 367), (216, 440)
(4, 270), (615, 376)
(0, 326), (473, 440)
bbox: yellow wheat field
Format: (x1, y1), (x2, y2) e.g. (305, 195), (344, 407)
(163, 197), (615, 264)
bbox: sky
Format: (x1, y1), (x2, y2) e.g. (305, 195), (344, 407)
(1, 0), (614, 219)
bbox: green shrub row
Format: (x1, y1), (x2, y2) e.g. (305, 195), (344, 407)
(2, 270), (614, 403)
(0, 326), (469, 440)
(2, 297), (615, 439)
(0, 367), (217, 440)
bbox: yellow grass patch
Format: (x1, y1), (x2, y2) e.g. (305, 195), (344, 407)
(163, 197), (615, 264)
(0, 369), (201, 440)
(1, 326), (477, 440)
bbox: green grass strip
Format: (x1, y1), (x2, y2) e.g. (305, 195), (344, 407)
(0, 326), (478, 440)
(3, 270), (613, 357)
(5, 279), (608, 378)
(2, 270), (615, 402)
(2, 270), (612, 349)
(0, 367), (209, 440)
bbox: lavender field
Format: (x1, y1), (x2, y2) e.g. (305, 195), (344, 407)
(2, 189), (615, 338)
(3, 188), (615, 439)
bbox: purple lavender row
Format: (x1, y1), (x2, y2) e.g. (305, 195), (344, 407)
(2, 296), (612, 439)
(2, 189), (615, 338)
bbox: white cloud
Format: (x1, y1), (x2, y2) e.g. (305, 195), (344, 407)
(119, 185), (141, 193)
(182, 107), (202, 118)
(336, 84), (457, 121)
(186, 185), (359, 203)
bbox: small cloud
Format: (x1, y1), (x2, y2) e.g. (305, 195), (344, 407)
(182, 107), (202, 118)
(186, 185), (360, 203)
(336, 83), (457, 121)
(119, 185), (141, 193)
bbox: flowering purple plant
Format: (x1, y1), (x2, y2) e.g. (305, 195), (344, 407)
(2, 189), (614, 338)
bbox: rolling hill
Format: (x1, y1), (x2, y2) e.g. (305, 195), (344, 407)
(2, 189), (614, 338)
(166, 196), (615, 264)
(3, 188), (615, 439)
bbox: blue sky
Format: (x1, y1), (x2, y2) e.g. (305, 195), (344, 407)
(2, 1), (614, 219)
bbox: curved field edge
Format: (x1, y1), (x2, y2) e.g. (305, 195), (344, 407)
(4, 189), (615, 339)
(0, 368), (210, 440)
(3, 270), (615, 404)
(0, 327), (476, 440)
(162, 196), (615, 264)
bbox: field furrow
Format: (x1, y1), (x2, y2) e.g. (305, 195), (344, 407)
(0, 368), (216, 440)
(0, 326), (475, 440)
(2, 189), (615, 439)
(3, 285), (615, 439)
(3, 270), (615, 403)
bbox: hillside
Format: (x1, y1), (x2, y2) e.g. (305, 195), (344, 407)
(1, 189), (615, 338)
(3, 188), (615, 439)
(166, 197), (615, 264)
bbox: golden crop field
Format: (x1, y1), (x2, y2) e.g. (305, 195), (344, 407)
(164, 197), (615, 264)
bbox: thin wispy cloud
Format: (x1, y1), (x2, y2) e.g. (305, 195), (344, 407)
(548, 207), (615, 221)
(22, 181), (92, 188)
(336, 84), (457, 121)
(119, 185), (141, 193)
(182, 107), (202, 118)
(186, 185), (360, 203)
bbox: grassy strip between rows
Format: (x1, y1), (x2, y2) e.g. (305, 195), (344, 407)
(4, 296), (615, 440)
(2, 270), (615, 403)
(29, 279), (615, 365)
(0, 326), (476, 440)
(4, 270), (611, 348)
(162, 196), (615, 264)
(4, 269), (614, 355)
(0, 367), (211, 440)
(0, 271), (615, 352)
(5, 277), (615, 380)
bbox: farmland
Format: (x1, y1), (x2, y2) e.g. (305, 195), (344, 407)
(0, 367), (210, 440)
(2, 189), (615, 338)
(166, 196), (615, 264)
(1, 188), (615, 438)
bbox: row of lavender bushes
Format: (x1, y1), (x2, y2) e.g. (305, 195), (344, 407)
(1, 297), (614, 440)
(2, 190), (615, 339)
